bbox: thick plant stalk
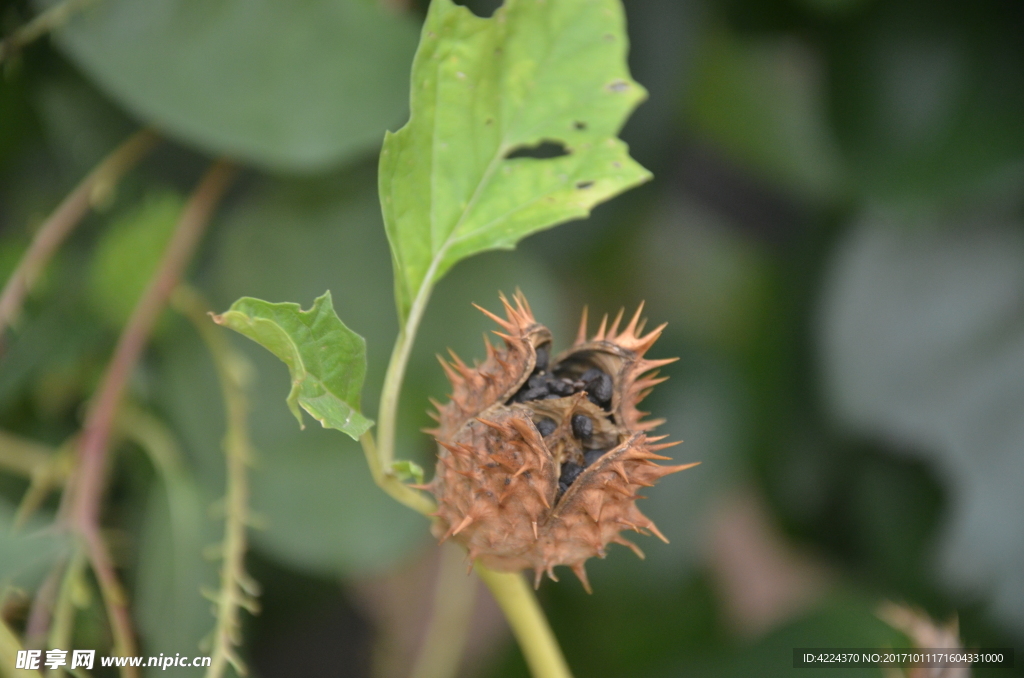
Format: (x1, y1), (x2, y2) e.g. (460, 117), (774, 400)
(171, 285), (258, 678)
(0, 129), (158, 340)
(476, 567), (573, 678)
(63, 160), (235, 678)
(409, 544), (478, 678)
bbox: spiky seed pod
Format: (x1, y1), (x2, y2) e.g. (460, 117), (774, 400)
(425, 292), (698, 592)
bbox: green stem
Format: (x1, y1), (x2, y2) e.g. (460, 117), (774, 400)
(475, 567), (573, 678)
(359, 432), (435, 515)
(373, 255), (569, 678)
(48, 546), (87, 666)
(409, 544), (478, 678)
(376, 272), (437, 471)
(0, 0), (100, 63)
(0, 129), (158, 341)
(171, 286), (258, 678)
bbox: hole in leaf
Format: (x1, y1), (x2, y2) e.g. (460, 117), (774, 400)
(574, 121), (587, 130)
(453, 0), (503, 18)
(607, 80), (629, 92)
(576, 181), (594, 190)
(505, 141), (569, 160)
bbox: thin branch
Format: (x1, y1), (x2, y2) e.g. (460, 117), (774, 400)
(61, 160), (235, 678)
(82, 527), (135, 674)
(171, 285), (258, 678)
(48, 546), (87, 657)
(0, 0), (99, 64)
(475, 567), (573, 678)
(410, 544), (478, 678)
(69, 159), (235, 531)
(0, 129), (159, 340)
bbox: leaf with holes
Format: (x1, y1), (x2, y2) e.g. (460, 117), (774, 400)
(212, 292), (372, 440)
(380, 0), (651, 322)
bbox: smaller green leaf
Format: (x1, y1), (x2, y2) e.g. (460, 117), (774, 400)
(390, 460), (424, 485)
(212, 292), (372, 440)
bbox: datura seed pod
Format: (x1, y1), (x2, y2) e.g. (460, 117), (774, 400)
(423, 292), (698, 592)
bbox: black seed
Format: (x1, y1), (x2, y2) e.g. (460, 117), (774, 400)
(527, 373), (548, 389)
(519, 386), (549, 401)
(535, 417), (557, 437)
(546, 378), (574, 396)
(558, 481), (569, 495)
(535, 345), (549, 372)
(559, 461), (584, 487)
(504, 477), (511, 486)
(571, 414), (593, 439)
(581, 369), (613, 404)
(583, 448), (606, 467)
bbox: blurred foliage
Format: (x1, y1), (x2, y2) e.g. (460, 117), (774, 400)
(1, 0), (1023, 676)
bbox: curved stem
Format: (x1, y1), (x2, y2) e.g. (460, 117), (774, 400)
(475, 567), (573, 678)
(359, 432), (435, 515)
(376, 273), (437, 471)
(0, 129), (158, 340)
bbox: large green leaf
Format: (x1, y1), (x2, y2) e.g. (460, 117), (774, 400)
(380, 0), (651, 321)
(46, 0), (418, 171)
(212, 292), (372, 440)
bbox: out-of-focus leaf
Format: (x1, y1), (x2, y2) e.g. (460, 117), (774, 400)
(46, 0), (418, 171)
(213, 292), (372, 441)
(88, 192), (182, 329)
(819, 216), (1024, 633)
(686, 33), (847, 202)
(0, 503), (67, 588)
(826, 1), (1024, 204)
(380, 0), (651, 321)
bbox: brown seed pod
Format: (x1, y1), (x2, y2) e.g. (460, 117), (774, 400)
(424, 292), (698, 592)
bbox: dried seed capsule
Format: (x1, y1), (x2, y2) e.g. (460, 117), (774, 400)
(426, 293), (696, 593)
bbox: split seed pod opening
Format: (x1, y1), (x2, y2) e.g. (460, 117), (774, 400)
(424, 292), (698, 592)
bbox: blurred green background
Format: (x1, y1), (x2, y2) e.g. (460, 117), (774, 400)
(1, 0), (1022, 676)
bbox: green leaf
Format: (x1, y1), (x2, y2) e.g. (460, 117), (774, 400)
(380, 0), (651, 321)
(46, 0), (418, 171)
(88, 192), (183, 329)
(212, 292), (372, 441)
(390, 460), (424, 485)
(0, 503), (67, 588)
